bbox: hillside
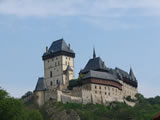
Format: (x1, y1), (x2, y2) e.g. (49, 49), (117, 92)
(32, 93), (160, 120)
(37, 95), (160, 120)
(1, 88), (160, 120)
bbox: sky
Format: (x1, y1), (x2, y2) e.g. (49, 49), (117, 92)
(0, 0), (160, 98)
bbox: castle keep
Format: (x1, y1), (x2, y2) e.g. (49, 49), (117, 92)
(34, 39), (138, 106)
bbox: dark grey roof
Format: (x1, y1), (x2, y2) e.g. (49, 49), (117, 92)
(83, 70), (119, 83)
(115, 67), (130, 79)
(109, 68), (118, 79)
(129, 68), (136, 81)
(48, 39), (74, 54)
(66, 66), (73, 71)
(43, 39), (75, 60)
(64, 66), (73, 73)
(80, 57), (109, 74)
(35, 77), (47, 91)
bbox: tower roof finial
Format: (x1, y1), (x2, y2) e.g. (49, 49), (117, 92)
(93, 47), (96, 59)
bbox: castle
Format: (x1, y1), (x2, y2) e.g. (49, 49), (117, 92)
(34, 39), (138, 106)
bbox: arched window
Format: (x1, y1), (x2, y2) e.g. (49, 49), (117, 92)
(50, 71), (52, 78)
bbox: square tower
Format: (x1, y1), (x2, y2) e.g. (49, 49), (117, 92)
(42, 39), (75, 90)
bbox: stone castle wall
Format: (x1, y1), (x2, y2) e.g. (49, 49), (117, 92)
(57, 90), (82, 104)
(119, 80), (138, 99)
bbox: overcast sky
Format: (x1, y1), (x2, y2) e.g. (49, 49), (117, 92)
(0, 0), (160, 98)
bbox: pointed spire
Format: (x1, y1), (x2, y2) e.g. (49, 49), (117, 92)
(129, 67), (133, 75)
(129, 67), (136, 81)
(93, 47), (96, 59)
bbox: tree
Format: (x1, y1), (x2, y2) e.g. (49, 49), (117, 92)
(26, 109), (43, 120)
(0, 88), (43, 120)
(0, 88), (8, 100)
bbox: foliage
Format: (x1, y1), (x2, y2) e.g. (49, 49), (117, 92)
(21, 91), (32, 99)
(68, 79), (82, 90)
(1, 87), (160, 120)
(0, 88), (8, 100)
(0, 88), (43, 120)
(125, 95), (136, 102)
(78, 73), (85, 80)
(42, 93), (160, 120)
(67, 74), (85, 90)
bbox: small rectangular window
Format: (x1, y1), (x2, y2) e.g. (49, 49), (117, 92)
(50, 71), (52, 78)
(56, 80), (59, 85)
(50, 81), (53, 86)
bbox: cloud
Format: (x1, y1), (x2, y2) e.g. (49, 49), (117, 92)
(0, 0), (160, 17)
(0, 0), (160, 30)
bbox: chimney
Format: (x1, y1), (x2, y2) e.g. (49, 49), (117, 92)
(46, 46), (48, 53)
(68, 44), (71, 50)
(102, 62), (104, 67)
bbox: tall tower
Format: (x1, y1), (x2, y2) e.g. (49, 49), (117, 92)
(42, 39), (75, 90)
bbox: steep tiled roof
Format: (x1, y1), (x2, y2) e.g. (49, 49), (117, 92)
(83, 70), (119, 83)
(48, 39), (74, 53)
(80, 57), (109, 74)
(35, 77), (47, 91)
(42, 39), (75, 60)
(115, 67), (130, 79)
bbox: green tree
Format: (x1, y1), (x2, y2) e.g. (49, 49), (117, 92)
(26, 109), (43, 120)
(0, 88), (43, 120)
(0, 88), (8, 100)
